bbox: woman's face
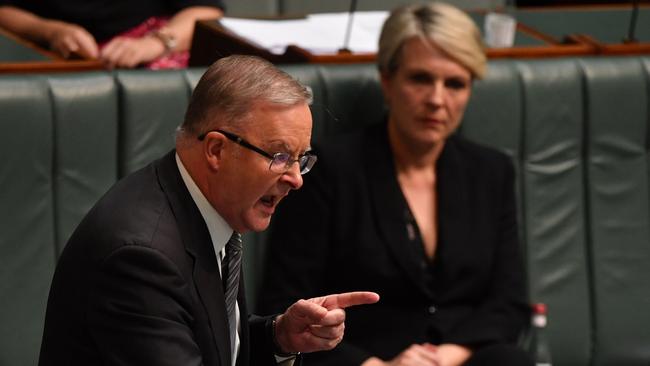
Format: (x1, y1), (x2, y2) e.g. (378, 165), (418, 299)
(381, 37), (473, 148)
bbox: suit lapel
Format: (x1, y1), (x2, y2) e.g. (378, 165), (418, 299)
(156, 151), (232, 366)
(365, 124), (434, 298)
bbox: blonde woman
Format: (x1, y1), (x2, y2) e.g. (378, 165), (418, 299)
(260, 3), (532, 366)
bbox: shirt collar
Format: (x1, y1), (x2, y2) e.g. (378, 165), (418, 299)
(175, 153), (232, 255)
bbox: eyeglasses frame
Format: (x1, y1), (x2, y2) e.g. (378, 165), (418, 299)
(197, 129), (316, 174)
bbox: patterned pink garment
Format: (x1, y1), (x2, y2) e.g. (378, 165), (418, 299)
(99, 16), (189, 69)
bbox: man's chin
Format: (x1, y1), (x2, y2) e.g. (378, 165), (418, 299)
(243, 215), (272, 233)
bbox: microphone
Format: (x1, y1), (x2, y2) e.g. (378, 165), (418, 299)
(339, 0), (358, 53)
(624, 0), (639, 43)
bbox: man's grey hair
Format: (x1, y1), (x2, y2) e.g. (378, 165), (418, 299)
(180, 55), (313, 138)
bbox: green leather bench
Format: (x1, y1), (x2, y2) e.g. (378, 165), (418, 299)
(1, 56), (649, 366)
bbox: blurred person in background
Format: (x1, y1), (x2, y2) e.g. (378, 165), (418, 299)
(257, 2), (533, 366)
(0, 0), (223, 69)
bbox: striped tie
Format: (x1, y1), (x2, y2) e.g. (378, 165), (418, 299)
(223, 232), (242, 356)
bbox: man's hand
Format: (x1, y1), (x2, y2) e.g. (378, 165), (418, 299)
(274, 291), (380, 354)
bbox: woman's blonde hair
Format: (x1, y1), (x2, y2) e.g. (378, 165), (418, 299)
(378, 1), (487, 79)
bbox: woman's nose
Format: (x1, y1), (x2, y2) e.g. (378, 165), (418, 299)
(426, 82), (445, 107)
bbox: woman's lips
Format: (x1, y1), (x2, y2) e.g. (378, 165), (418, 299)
(420, 117), (444, 126)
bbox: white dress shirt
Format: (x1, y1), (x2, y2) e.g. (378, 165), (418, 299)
(176, 154), (241, 366)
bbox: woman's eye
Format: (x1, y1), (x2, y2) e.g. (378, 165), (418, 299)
(409, 72), (432, 84)
(445, 78), (468, 90)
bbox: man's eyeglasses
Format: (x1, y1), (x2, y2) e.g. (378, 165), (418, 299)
(197, 129), (317, 175)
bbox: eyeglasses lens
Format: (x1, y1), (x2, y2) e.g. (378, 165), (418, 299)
(269, 153), (290, 174)
(299, 155), (317, 175)
(269, 153), (317, 175)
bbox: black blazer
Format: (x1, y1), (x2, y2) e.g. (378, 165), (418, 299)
(258, 122), (530, 365)
(39, 151), (277, 366)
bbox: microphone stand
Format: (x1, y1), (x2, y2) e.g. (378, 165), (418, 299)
(339, 0), (358, 53)
(624, 0), (639, 44)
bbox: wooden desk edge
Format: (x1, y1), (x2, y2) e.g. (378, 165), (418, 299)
(0, 59), (104, 74)
(0, 28), (105, 72)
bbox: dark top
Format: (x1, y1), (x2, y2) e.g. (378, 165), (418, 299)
(0, 0), (224, 42)
(39, 151), (276, 366)
(257, 122), (530, 365)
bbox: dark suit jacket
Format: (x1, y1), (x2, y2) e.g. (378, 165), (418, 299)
(39, 151), (277, 366)
(258, 122), (530, 365)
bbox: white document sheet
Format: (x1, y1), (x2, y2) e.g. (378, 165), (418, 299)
(220, 11), (389, 55)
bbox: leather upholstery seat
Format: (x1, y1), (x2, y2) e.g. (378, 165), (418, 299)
(1, 56), (649, 366)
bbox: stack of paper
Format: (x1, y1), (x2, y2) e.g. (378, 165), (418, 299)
(220, 11), (389, 55)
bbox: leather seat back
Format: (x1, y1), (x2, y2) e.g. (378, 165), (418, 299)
(1, 56), (649, 366)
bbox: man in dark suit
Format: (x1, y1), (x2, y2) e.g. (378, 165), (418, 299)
(38, 55), (379, 366)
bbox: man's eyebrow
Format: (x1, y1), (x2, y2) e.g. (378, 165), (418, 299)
(266, 140), (292, 151)
(267, 140), (311, 154)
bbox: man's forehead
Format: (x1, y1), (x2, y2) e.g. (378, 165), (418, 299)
(246, 102), (311, 127)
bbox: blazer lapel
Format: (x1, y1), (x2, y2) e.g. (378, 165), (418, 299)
(365, 124), (434, 298)
(156, 151), (232, 366)
(435, 137), (471, 276)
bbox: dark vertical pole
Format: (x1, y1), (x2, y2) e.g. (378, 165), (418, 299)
(625, 0), (639, 43)
(341, 0), (358, 52)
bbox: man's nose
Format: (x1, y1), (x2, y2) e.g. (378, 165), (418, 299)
(281, 162), (303, 190)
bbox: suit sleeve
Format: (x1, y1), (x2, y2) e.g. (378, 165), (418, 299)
(87, 245), (204, 366)
(248, 315), (295, 366)
(445, 155), (530, 346)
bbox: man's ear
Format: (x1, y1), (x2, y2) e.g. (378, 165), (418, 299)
(203, 132), (225, 172)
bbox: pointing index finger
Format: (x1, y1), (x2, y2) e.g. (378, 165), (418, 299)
(322, 291), (380, 310)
